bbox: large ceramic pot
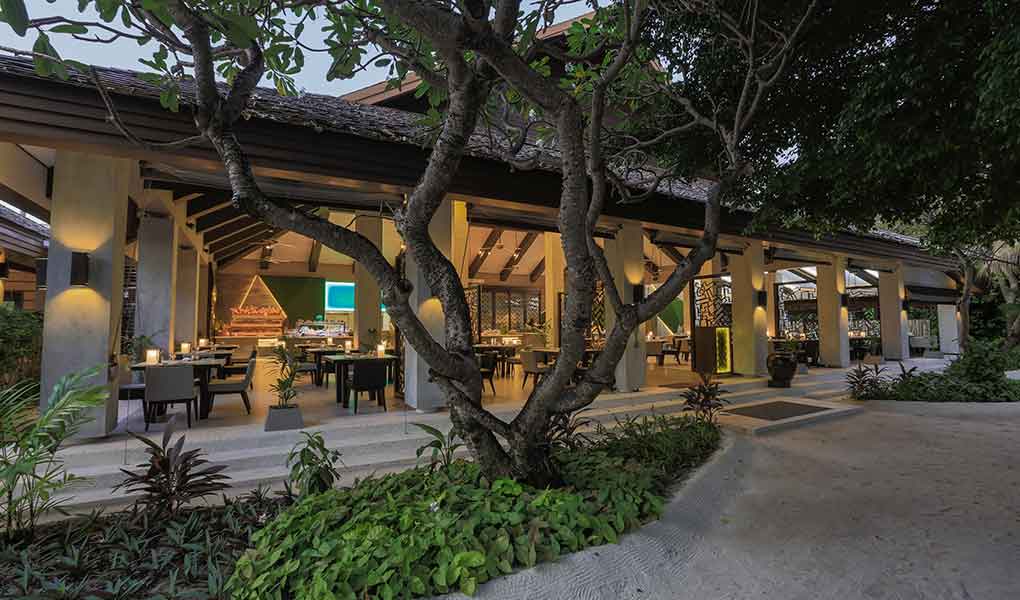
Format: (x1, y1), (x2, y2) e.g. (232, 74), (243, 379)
(767, 352), (798, 388)
(265, 405), (304, 432)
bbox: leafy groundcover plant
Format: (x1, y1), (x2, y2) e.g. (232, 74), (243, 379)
(846, 340), (1020, 402)
(229, 415), (720, 599)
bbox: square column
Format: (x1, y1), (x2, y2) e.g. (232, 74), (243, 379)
(174, 246), (200, 350)
(879, 266), (910, 360)
(604, 222), (646, 392)
(355, 214), (383, 349)
(404, 198), (467, 411)
(197, 261), (211, 338)
(938, 304), (961, 354)
(817, 257), (850, 367)
(41, 151), (132, 436)
(765, 271), (777, 337)
(731, 241), (769, 376)
(135, 198), (179, 355)
(544, 232), (565, 346)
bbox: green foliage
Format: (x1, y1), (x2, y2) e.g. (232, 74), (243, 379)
(228, 416), (719, 599)
(0, 305), (43, 389)
(122, 332), (159, 365)
(287, 431), (343, 498)
(0, 487), (289, 598)
(413, 423), (463, 473)
(546, 409), (594, 451)
(846, 365), (890, 401)
(1, 368), (106, 540)
(680, 372), (730, 423)
(114, 418), (231, 516)
(269, 345), (298, 408)
(847, 341), (1020, 402)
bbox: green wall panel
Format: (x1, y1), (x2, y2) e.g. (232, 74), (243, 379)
(658, 298), (684, 334)
(262, 276), (325, 325)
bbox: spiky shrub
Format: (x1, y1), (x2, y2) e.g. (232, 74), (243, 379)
(114, 418), (230, 516)
(845, 364), (890, 400)
(546, 409), (595, 451)
(287, 431), (343, 497)
(680, 372), (730, 423)
(269, 345), (298, 408)
(0, 368), (106, 541)
(0, 305), (43, 388)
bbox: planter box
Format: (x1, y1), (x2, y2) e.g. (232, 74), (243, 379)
(265, 405), (304, 432)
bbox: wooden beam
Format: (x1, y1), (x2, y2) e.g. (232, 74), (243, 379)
(209, 226), (274, 254)
(657, 244), (687, 266)
(644, 254), (660, 279)
(499, 231), (538, 281)
(217, 242), (263, 268)
(308, 240), (322, 272)
(468, 227), (503, 279)
(529, 257), (545, 283)
(204, 218), (263, 245)
(195, 206), (246, 232)
(187, 196), (233, 220)
(790, 267), (817, 282)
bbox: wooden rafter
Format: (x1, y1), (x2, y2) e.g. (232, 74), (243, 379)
(499, 231), (538, 281)
(468, 227), (503, 279)
(529, 257), (545, 283)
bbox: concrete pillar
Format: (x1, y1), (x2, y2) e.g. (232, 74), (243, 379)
(135, 199), (178, 355)
(452, 200), (469, 281)
(355, 214), (383, 349)
(604, 222), (646, 392)
(404, 198), (467, 411)
(174, 246), (200, 350)
(681, 283), (693, 335)
(197, 261), (210, 338)
(731, 241), (769, 376)
(40, 151), (131, 436)
(817, 256), (850, 367)
(879, 266), (910, 360)
(765, 271), (777, 337)
(544, 232), (565, 346)
(0, 248), (6, 302)
(938, 304), (961, 354)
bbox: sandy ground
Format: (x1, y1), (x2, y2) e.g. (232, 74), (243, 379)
(460, 401), (1020, 600)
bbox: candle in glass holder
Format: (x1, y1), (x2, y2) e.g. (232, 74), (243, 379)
(327, 337), (334, 346)
(145, 349), (160, 365)
(198, 338), (208, 348)
(376, 343), (386, 357)
(345, 340), (353, 352)
(180, 342), (191, 355)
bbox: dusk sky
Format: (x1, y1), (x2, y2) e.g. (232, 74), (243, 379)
(0, 2), (589, 96)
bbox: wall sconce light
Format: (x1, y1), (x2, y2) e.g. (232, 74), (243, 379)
(902, 299), (911, 312)
(35, 257), (47, 290)
(756, 290), (768, 308)
(69, 252), (90, 287)
(840, 293), (849, 307)
(0, 261), (8, 281)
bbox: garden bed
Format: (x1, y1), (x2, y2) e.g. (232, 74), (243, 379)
(2, 415), (720, 599)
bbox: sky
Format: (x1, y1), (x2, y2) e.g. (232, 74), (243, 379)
(0, 1), (590, 97)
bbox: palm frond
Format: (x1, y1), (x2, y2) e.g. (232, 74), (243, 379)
(0, 379), (40, 442)
(30, 366), (108, 451)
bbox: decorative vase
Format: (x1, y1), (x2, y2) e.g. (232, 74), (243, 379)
(767, 352), (798, 388)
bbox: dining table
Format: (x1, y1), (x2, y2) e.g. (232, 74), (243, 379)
(131, 358), (226, 419)
(305, 346), (346, 385)
(324, 353), (398, 407)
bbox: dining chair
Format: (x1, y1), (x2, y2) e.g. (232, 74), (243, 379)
(222, 349), (257, 383)
(520, 350), (548, 389)
(143, 365), (198, 431)
(207, 359), (255, 415)
(348, 359), (389, 414)
(478, 352), (498, 395)
(678, 338), (692, 362)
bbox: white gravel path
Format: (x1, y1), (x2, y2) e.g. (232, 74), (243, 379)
(456, 401), (1020, 600)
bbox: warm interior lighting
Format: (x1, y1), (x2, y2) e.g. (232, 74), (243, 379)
(180, 342), (191, 354)
(69, 252), (89, 287)
(327, 336), (334, 346)
(345, 340), (353, 351)
(145, 349), (160, 365)
(198, 338), (208, 348)
(376, 343), (386, 357)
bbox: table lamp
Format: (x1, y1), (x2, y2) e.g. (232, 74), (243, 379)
(145, 349), (160, 365)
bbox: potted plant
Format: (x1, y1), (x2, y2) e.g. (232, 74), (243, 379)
(265, 346), (304, 432)
(767, 341), (798, 388)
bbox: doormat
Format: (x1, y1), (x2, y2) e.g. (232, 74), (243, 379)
(724, 401), (830, 421)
